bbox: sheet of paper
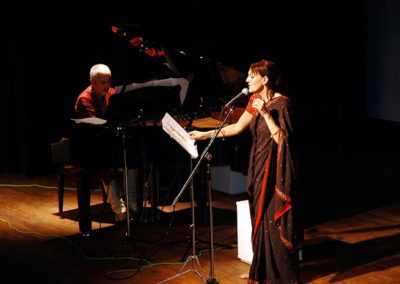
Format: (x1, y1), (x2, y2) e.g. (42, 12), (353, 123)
(161, 113), (198, 159)
(71, 117), (107, 125)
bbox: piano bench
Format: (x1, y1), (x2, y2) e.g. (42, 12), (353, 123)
(56, 164), (108, 214)
(51, 138), (107, 214)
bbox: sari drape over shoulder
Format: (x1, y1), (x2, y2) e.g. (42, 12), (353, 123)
(245, 94), (302, 284)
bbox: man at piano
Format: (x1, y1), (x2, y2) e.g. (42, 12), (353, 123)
(74, 63), (191, 223)
(74, 63), (138, 222)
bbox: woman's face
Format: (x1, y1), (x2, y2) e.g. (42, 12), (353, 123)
(91, 73), (111, 97)
(246, 70), (266, 94)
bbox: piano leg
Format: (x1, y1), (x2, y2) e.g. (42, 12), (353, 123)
(76, 171), (92, 235)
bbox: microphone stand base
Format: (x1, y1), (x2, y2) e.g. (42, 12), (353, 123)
(206, 277), (219, 284)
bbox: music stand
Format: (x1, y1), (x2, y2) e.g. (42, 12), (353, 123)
(105, 85), (182, 125)
(158, 108), (235, 284)
(104, 86), (181, 260)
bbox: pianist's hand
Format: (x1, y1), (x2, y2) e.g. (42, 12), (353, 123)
(189, 130), (210, 141)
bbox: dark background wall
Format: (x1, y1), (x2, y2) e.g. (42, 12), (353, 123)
(366, 0), (400, 122)
(1, 0), (399, 226)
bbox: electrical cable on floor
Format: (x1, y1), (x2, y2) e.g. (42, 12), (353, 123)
(0, 213), (205, 280)
(0, 182), (103, 191)
(0, 215), (141, 260)
(0, 181), (239, 281)
(0, 213), (237, 281)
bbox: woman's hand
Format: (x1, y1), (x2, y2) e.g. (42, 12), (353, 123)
(252, 98), (266, 115)
(189, 130), (209, 140)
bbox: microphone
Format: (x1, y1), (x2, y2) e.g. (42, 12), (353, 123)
(225, 88), (249, 107)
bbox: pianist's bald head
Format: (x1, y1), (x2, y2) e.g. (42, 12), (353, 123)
(89, 64), (112, 80)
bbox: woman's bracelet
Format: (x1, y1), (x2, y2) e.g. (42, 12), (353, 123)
(221, 129), (226, 138)
(213, 129), (226, 139)
(271, 128), (280, 137)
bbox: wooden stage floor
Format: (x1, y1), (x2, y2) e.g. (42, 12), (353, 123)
(0, 173), (399, 283)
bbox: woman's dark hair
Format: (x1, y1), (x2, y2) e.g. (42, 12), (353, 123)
(249, 60), (282, 93)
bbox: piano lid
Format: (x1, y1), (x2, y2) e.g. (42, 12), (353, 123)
(110, 24), (248, 115)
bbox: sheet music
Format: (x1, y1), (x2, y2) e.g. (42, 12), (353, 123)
(161, 113), (198, 159)
(71, 117), (107, 125)
(115, 77), (189, 105)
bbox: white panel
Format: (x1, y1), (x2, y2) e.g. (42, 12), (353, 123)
(236, 200), (253, 264)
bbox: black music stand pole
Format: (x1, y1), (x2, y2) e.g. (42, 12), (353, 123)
(205, 154), (217, 284)
(117, 126), (132, 238)
(159, 107), (235, 284)
(117, 126), (147, 261)
(117, 126), (146, 253)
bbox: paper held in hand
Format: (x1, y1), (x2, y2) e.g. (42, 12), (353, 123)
(161, 113), (199, 159)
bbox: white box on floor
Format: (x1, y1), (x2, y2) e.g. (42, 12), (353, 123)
(211, 165), (247, 195)
(236, 200), (253, 264)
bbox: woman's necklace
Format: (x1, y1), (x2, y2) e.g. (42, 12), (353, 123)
(262, 93), (275, 104)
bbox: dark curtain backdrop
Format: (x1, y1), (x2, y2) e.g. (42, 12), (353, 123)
(1, 1), (151, 175)
(4, 0), (399, 226)
(2, 0), (374, 224)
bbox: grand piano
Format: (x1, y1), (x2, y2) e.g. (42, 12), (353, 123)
(69, 24), (251, 234)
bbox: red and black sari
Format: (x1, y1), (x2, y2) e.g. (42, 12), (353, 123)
(246, 94), (302, 284)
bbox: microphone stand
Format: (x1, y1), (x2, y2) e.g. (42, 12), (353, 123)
(158, 155), (207, 284)
(160, 105), (236, 284)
